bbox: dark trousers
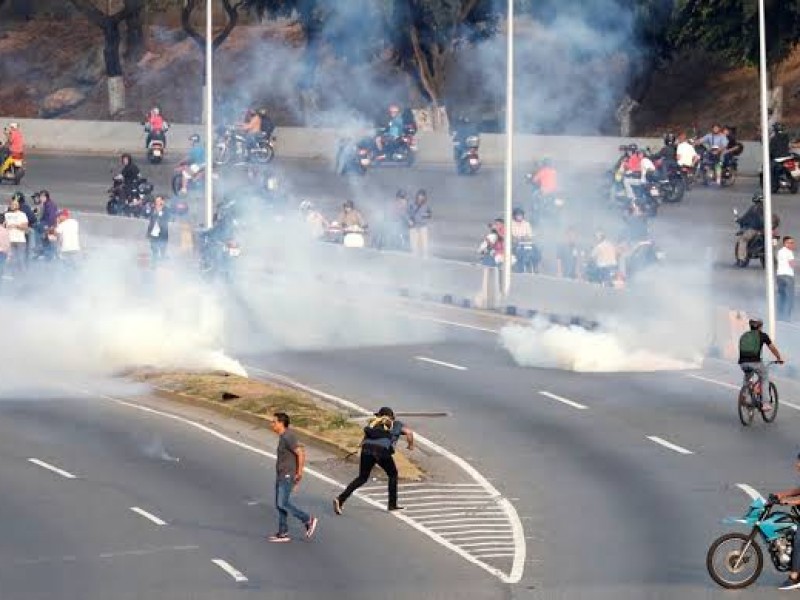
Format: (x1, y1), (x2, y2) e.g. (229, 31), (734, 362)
(778, 275), (795, 321)
(150, 238), (168, 266)
(338, 450), (398, 509)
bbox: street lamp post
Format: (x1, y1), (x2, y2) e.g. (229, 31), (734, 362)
(502, 0), (514, 296)
(758, 0), (777, 338)
(204, 0), (214, 229)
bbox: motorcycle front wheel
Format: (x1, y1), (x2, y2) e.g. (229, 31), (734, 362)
(251, 144), (274, 164)
(707, 532), (763, 589)
(171, 173), (183, 196)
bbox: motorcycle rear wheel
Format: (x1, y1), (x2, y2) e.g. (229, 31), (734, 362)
(251, 145), (274, 164)
(171, 173), (183, 196)
(707, 532), (763, 589)
(738, 387), (755, 426)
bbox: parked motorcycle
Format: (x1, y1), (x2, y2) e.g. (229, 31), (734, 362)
(707, 494), (798, 589)
(214, 125), (275, 166)
(453, 133), (481, 175)
(106, 175), (155, 218)
(733, 207), (779, 268)
(172, 161), (205, 196)
(144, 121), (169, 164)
(326, 223), (368, 248)
(198, 218), (240, 281)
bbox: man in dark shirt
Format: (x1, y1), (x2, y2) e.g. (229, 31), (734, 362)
(269, 412), (318, 543)
(333, 406), (414, 515)
(556, 228), (581, 280)
(738, 318), (784, 407)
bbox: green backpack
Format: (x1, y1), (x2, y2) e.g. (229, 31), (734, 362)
(739, 330), (762, 357)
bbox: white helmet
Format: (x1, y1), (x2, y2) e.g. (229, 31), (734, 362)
(8, 122), (18, 129)
(299, 200), (313, 212)
(152, 107), (160, 116)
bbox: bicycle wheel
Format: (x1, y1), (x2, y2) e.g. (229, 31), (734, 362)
(761, 382), (779, 423)
(738, 386), (755, 426)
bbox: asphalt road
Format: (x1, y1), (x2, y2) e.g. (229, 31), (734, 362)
(237, 307), (800, 598)
(14, 152), (800, 314)
(0, 390), (506, 600)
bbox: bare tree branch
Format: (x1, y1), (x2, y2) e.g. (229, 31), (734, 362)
(182, 0), (246, 53)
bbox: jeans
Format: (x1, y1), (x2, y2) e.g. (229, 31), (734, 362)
(778, 275), (795, 321)
(338, 449), (399, 509)
(741, 362), (769, 402)
(409, 226), (429, 258)
(275, 475), (310, 535)
(150, 238), (167, 266)
(736, 229), (759, 261)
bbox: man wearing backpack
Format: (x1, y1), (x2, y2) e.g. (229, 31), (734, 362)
(333, 406), (414, 514)
(739, 318), (784, 407)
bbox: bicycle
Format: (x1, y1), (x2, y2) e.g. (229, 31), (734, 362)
(738, 361), (781, 426)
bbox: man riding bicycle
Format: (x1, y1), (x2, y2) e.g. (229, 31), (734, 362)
(739, 318), (784, 408)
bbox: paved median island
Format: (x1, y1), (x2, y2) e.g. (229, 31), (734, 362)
(129, 368), (423, 481)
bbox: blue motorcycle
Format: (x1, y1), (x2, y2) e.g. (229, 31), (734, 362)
(707, 495), (798, 589)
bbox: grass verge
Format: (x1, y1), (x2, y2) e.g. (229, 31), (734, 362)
(130, 369), (423, 481)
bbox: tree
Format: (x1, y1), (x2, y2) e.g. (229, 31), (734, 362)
(67, 0), (145, 115)
(182, 0), (246, 81)
(124, 0), (146, 63)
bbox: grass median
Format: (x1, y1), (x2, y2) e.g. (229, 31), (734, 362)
(131, 369), (423, 481)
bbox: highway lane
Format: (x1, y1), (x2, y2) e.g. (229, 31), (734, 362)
(239, 314), (800, 598)
(14, 152), (797, 314)
(0, 393), (506, 599)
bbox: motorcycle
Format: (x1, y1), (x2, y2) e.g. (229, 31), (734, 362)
(623, 239), (664, 280)
(733, 207), (779, 268)
(214, 125), (275, 166)
(0, 150), (25, 185)
(335, 137), (371, 175)
(106, 175), (155, 218)
(511, 237), (541, 273)
(707, 494), (798, 589)
(453, 133), (481, 175)
(198, 218), (240, 282)
(144, 122), (169, 164)
(326, 223), (368, 248)
(524, 175), (566, 224)
(363, 123), (418, 169)
(650, 156), (687, 203)
(759, 154), (800, 194)
(172, 161), (205, 196)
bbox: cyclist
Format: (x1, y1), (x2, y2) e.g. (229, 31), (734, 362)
(738, 317), (784, 408)
(769, 454), (800, 590)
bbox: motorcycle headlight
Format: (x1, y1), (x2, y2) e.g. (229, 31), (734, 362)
(554, 198), (565, 207)
(266, 177), (278, 191)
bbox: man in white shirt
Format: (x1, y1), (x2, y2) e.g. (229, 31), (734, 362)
(676, 133), (699, 169)
(55, 209), (80, 266)
(777, 236), (797, 321)
(4, 197), (28, 273)
(590, 231), (618, 285)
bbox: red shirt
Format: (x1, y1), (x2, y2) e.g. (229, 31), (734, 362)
(624, 154), (642, 173)
(8, 130), (23, 157)
(533, 166), (558, 195)
(148, 114), (165, 132)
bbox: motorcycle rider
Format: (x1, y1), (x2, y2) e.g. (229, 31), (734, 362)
(375, 104), (406, 155)
(735, 193), (768, 263)
(143, 106), (167, 149)
(237, 108), (262, 158)
(510, 207), (539, 273)
(257, 107), (275, 138)
(179, 134), (206, 195)
(697, 123), (729, 185)
(298, 200), (329, 240)
(0, 122), (24, 175)
(769, 122), (792, 184)
(450, 114), (479, 163)
(769, 455), (800, 590)
(676, 133), (699, 170)
(479, 219), (505, 267)
(721, 125), (744, 168)
(335, 200), (366, 230)
(653, 132), (678, 180)
(738, 317), (783, 412)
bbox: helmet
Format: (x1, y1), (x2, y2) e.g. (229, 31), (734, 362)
(189, 134), (200, 143)
(299, 200), (312, 212)
(8, 122), (18, 130)
(663, 132), (676, 146)
(257, 107), (268, 117)
(388, 104), (401, 114)
(512, 207), (525, 218)
(540, 157), (553, 167)
(749, 318), (764, 330)
(343, 200), (354, 210)
(752, 192), (764, 204)
(627, 143), (638, 153)
(773, 122), (785, 134)
(11, 191), (24, 203)
(152, 107), (160, 116)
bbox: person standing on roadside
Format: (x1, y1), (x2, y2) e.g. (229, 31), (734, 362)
(407, 189), (432, 258)
(0, 214), (9, 284)
(333, 406), (414, 515)
(268, 412), (318, 543)
(777, 236), (797, 322)
(146, 196), (169, 266)
(55, 209), (80, 267)
(4, 197), (27, 274)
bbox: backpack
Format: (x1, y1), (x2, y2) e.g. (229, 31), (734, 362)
(739, 330), (762, 357)
(363, 416), (394, 441)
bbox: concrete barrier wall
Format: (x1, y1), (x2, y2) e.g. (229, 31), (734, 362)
(9, 117), (765, 174)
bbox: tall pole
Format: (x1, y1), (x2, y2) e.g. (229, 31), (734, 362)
(758, 0), (777, 339)
(204, 0), (214, 229)
(502, 0), (514, 295)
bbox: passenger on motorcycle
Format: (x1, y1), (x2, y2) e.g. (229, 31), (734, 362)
(0, 122), (24, 175)
(510, 207), (539, 273)
(736, 193), (767, 262)
(530, 158), (558, 196)
(256, 107), (276, 138)
(676, 133), (699, 169)
(738, 317), (783, 412)
(180, 134), (206, 195)
(375, 104), (406, 154)
(619, 147), (643, 200)
(697, 123), (729, 185)
(722, 125), (743, 168)
(144, 107), (167, 148)
(623, 150), (655, 200)
(770, 454), (800, 590)
(335, 200), (366, 229)
(298, 200), (329, 240)
(653, 132), (678, 180)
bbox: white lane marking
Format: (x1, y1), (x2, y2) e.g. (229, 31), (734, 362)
(431, 524), (514, 532)
(446, 535), (514, 542)
(687, 373), (800, 411)
(460, 541), (517, 548)
(28, 458), (77, 479)
(396, 312), (498, 334)
(129, 507), (167, 526)
(404, 500), (502, 508)
(646, 436), (694, 456)
(472, 552), (515, 558)
(81, 387), (525, 585)
(538, 391), (588, 411)
(736, 483), (766, 503)
(360, 483), (483, 491)
(686, 374), (738, 390)
(211, 559), (248, 583)
(414, 356), (468, 371)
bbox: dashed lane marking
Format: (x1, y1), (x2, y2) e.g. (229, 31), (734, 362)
(130, 507), (167, 526)
(28, 458), (77, 479)
(414, 356), (468, 371)
(646, 436), (694, 455)
(211, 559), (248, 584)
(538, 390), (589, 410)
(687, 373), (800, 411)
